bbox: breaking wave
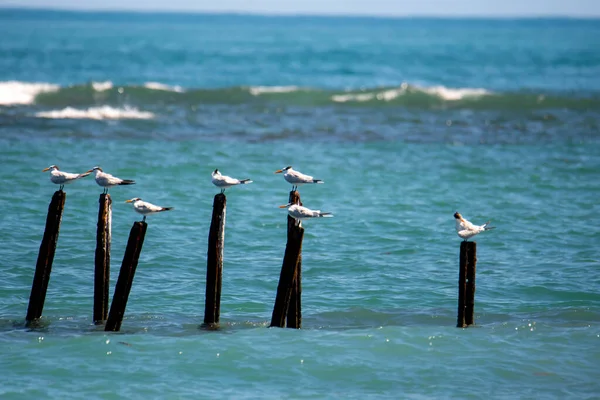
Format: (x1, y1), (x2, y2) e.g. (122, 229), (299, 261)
(331, 82), (491, 102)
(248, 86), (301, 96)
(91, 81), (113, 92)
(1, 80), (598, 110)
(0, 81), (60, 105)
(34, 106), (154, 120)
(143, 82), (184, 93)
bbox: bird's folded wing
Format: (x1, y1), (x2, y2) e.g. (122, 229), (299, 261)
(461, 220), (477, 230)
(223, 176), (240, 185)
(289, 170), (313, 182)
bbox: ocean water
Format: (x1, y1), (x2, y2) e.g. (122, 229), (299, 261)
(1, 8), (600, 399)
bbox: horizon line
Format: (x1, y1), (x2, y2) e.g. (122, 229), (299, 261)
(1, 6), (599, 19)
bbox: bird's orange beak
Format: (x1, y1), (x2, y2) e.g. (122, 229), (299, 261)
(125, 199), (134, 203)
(42, 167), (50, 172)
(275, 169), (283, 174)
(278, 204), (288, 208)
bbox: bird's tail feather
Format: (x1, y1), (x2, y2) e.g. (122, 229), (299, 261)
(483, 221), (495, 230)
(78, 172), (91, 178)
(160, 207), (173, 212)
(239, 179), (253, 184)
(319, 212), (333, 217)
(119, 180), (136, 185)
(313, 179), (324, 184)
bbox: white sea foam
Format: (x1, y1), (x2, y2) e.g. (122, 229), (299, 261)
(332, 92), (376, 103)
(332, 83), (409, 103)
(144, 82), (184, 93)
(331, 83), (491, 103)
(420, 85), (490, 101)
(35, 106), (155, 120)
(0, 81), (60, 105)
(91, 81), (113, 92)
(249, 86), (300, 96)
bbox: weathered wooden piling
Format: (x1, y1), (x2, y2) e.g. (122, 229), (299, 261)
(94, 193), (112, 324)
(203, 193), (226, 327)
(286, 254), (302, 329)
(105, 221), (147, 332)
(286, 191), (303, 329)
(457, 241), (477, 328)
(465, 242), (477, 326)
(271, 190), (304, 328)
(26, 190), (66, 322)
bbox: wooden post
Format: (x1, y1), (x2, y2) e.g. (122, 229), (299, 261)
(457, 241), (476, 327)
(286, 191), (302, 329)
(94, 193), (112, 324)
(26, 190), (66, 322)
(105, 221), (147, 332)
(271, 190), (304, 328)
(203, 193), (226, 327)
(286, 255), (302, 329)
(465, 242), (477, 326)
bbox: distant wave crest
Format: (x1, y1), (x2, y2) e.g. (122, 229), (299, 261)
(1, 80), (597, 111)
(421, 85), (491, 101)
(143, 82), (184, 93)
(0, 81), (60, 105)
(331, 82), (491, 102)
(91, 81), (113, 92)
(248, 86), (300, 96)
(35, 106), (155, 120)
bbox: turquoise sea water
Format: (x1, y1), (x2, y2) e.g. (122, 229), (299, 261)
(1, 9), (599, 399)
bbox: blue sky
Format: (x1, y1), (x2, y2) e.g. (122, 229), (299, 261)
(1, 0), (599, 16)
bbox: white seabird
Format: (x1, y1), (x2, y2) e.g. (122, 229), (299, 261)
(211, 169), (253, 193)
(274, 166), (324, 191)
(87, 166), (135, 194)
(42, 165), (90, 190)
(125, 197), (173, 221)
(454, 212), (494, 241)
(279, 202), (333, 226)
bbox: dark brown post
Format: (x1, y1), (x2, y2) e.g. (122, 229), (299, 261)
(203, 193), (226, 328)
(286, 256), (302, 329)
(105, 221), (147, 332)
(465, 242), (477, 325)
(26, 190), (66, 322)
(94, 193), (112, 324)
(271, 190), (304, 328)
(286, 191), (302, 329)
(457, 241), (476, 327)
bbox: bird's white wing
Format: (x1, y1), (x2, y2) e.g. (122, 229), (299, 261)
(310, 209), (322, 217)
(100, 172), (123, 185)
(137, 201), (164, 213)
(50, 172), (68, 184)
(286, 169), (313, 184)
(297, 205), (320, 218)
(459, 218), (478, 231)
(212, 176), (236, 186)
(221, 175), (241, 185)
(61, 171), (81, 180)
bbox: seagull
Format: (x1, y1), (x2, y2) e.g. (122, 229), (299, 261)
(125, 198), (173, 222)
(211, 169), (253, 193)
(454, 212), (494, 241)
(42, 165), (90, 190)
(279, 202), (333, 226)
(275, 166), (324, 191)
(87, 166), (135, 194)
